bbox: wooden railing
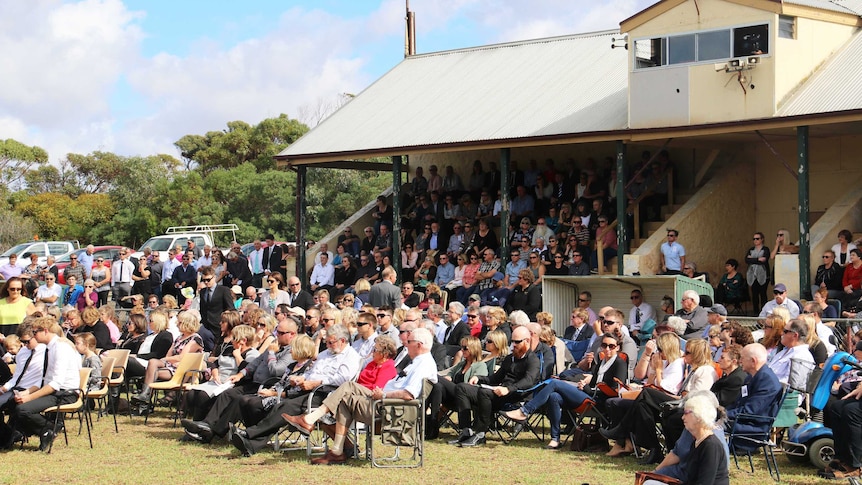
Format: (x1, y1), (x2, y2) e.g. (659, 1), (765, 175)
(595, 219), (619, 275)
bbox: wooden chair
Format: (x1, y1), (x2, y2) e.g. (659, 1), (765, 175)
(102, 349), (131, 420)
(42, 368), (92, 453)
(143, 352), (205, 427)
(86, 356), (117, 433)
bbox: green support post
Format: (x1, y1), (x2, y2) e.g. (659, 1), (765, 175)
(616, 141), (627, 275)
(296, 165), (307, 288)
(798, 126), (810, 299)
(392, 155), (402, 285)
(500, 148), (510, 266)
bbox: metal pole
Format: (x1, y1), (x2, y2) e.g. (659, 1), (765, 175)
(798, 126), (810, 299)
(500, 148), (511, 266)
(616, 141), (628, 275)
(392, 155), (402, 285)
(296, 165), (307, 288)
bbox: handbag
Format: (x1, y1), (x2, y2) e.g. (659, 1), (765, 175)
(634, 471), (681, 485)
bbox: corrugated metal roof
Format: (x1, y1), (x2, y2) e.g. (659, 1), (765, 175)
(784, 0), (862, 15)
(778, 29), (862, 116)
(280, 30), (629, 161)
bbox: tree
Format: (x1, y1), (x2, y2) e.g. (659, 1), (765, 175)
(0, 139), (48, 191)
(174, 114), (308, 174)
(0, 209), (38, 252)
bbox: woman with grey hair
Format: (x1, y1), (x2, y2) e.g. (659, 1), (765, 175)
(642, 392), (729, 485)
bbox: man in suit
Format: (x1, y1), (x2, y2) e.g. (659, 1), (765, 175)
(368, 266), (401, 309)
(285, 276), (314, 310)
(563, 308), (594, 341)
(262, 234), (284, 279)
(443, 301), (471, 358)
(198, 265), (235, 337)
(725, 343), (783, 434)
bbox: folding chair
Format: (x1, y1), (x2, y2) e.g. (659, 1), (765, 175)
(561, 379), (621, 448)
(42, 368), (92, 453)
(728, 384), (789, 482)
(492, 379), (549, 444)
(142, 352), (205, 427)
(366, 379), (433, 468)
(86, 356), (117, 433)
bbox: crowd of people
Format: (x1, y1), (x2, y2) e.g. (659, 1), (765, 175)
(0, 251), (841, 483)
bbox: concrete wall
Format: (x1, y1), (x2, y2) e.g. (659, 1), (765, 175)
(627, 156), (757, 281)
(754, 133), (862, 248)
(808, 176), (862, 278)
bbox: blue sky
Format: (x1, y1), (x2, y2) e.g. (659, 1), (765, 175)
(0, 0), (655, 161)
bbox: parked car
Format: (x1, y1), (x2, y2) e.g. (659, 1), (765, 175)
(0, 240), (79, 267)
(55, 246), (123, 285)
(131, 224), (238, 263)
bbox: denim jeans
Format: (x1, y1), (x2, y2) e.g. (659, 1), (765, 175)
(522, 379), (589, 441)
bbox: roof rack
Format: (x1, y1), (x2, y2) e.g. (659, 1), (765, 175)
(165, 224), (239, 234)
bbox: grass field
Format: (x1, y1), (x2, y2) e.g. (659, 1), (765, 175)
(0, 409), (837, 485)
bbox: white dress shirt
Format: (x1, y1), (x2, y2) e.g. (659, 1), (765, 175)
(45, 335), (82, 391)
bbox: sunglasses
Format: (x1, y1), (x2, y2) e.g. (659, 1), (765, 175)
(202, 278), (213, 283)
(267, 279), (277, 283)
(7, 287), (22, 292)
(356, 321), (370, 327)
(376, 314), (389, 318)
(600, 343), (617, 349)
(773, 290), (784, 295)
(783, 329), (796, 335)
(20, 339), (31, 345)
(484, 339), (493, 344)
(276, 330), (295, 336)
(510, 338), (527, 345)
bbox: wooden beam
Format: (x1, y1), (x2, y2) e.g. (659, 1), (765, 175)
(281, 161), (396, 171)
(694, 149), (720, 187)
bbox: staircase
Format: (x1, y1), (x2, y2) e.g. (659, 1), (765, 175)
(629, 189), (697, 253)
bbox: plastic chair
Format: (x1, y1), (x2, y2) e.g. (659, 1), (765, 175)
(42, 368), (92, 453)
(143, 352), (205, 427)
(86, 356), (117, 433)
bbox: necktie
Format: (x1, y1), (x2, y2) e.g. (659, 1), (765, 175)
(40, 347), (50, 387)
(205, 288), (212, 303)
(12, 350), (35, 389)
(636, 309), (641, 325)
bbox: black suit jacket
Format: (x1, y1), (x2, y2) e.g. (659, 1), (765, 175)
(263, 245), (283, 275)
(200, 285), (235, 335)
(444, 321), (471, 357)
(288, 290), (314, 311)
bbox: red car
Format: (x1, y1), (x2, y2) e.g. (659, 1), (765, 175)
(56, 246), (123, 285)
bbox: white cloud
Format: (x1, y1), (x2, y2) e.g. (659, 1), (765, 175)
(0, 0), (143, 159)
(0, 0), (658, 160)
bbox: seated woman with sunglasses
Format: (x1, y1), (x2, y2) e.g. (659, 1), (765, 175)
(503, 333), (627, 450)
(428, 336), (489, 437)
(602, 338), (717, 464)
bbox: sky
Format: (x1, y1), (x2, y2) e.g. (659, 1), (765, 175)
(0, 0), (656, 162)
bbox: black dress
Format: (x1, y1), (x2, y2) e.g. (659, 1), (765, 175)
(683, 433), (729, 485)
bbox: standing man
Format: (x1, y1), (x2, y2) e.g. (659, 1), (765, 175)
(628, 289), (655, 343)
(660, 229), (685, 275)
(262, 235), (283, 279)
(171, 253), (197, 306)
(196, 245), (213, 270)
(198, 266), (235, 337)
(369, 267), (401, 309)
(149, 251), (164, 299)
(8, 317), (81, 452)
(78, 245), (95, 279)
(161, 248), (180, 299)
(111, 247), (135, 304)
(248, 240), (266, 289)
(186, 239), (202, 259)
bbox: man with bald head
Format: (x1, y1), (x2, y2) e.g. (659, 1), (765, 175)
(451, 326), (541, 447)
(725, 343), (782, 432)
(285, 276), (314, 310)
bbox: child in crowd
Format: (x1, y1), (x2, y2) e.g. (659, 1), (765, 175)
(2, 335), (21, 364)
(74, 332), (103, 392)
